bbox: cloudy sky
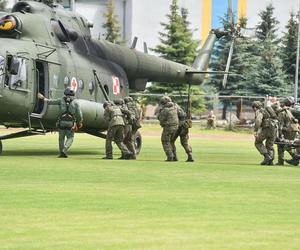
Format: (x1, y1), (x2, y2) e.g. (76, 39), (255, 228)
(247, 0), (300, 34)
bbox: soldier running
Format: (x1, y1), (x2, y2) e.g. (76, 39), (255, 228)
(171, 103), (194, 162)
(157, 96), (179, 161)
(277, 97), (300, 166)
(252, 101), (277, 166)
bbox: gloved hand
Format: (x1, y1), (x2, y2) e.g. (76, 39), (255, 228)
(37, 93), (44, 99)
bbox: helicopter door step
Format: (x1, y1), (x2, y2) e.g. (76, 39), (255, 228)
(30, 113), (43, 119)
(28, 112), (46, 134)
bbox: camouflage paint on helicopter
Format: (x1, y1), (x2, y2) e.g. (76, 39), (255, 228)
(0, 0), (221, 155)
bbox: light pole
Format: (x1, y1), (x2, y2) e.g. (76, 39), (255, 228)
(295, 4), (300, 102)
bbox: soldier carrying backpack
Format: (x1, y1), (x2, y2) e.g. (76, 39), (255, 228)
(38, 87), (83, 158)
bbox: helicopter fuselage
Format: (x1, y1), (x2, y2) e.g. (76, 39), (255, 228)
(0, 0), (218, 152)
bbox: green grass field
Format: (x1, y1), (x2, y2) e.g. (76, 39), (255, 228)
(1, 124), (300, 250)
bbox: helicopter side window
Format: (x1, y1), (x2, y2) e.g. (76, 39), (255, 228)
(0, 56), (5, 86)
(6, 57), (27, 89)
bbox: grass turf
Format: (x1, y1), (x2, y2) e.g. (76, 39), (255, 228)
(0, 124), (300, 250)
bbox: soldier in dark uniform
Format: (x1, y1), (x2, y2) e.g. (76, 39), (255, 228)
(252, 101), (277, 166)
(114, 99), (136, 159)
(38, 87), (83, 158)
(171, 103), (194, 162)
(277, 97), (300, 166)
(157, 96), (179, 161)
(103, 101), (132, 160)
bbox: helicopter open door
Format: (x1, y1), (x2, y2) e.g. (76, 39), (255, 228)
(33, 60), (49, 115)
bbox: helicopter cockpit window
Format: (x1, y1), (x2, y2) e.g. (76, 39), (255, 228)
(0, 56), (5, 85)
(6, 57), (27, 89)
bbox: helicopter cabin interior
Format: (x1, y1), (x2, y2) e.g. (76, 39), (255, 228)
(33, 60), (49, 115)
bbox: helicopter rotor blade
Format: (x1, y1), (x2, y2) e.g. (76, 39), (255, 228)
(222, 39), (235, 88)
(222, 0), (235, 88)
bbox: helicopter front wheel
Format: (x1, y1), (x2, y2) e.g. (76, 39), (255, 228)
(134, 131), (142, 155)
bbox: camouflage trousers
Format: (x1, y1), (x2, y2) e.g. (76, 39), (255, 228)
(171, 125), (192, 158)
(124, 124), (136, 156)
(58, 129), (74, 154)
(255, 127), (277, 159)
(106, 125), (130, 158)
(161, 125), (178, 159)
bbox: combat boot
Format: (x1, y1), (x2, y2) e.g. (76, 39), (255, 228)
(260, 153), (271, 165)
(103, 155), (113, 159)
(121, 153), (133, 160)
(275, 159), (284, 166)
(173, 155), (178, 161)
(285, 158), (299, 166)
(165, 156), (174, 162)
(186, 154), (194, 162)
(58, 152), (68, 158)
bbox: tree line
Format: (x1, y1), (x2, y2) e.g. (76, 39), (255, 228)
(102, 0), (299, 116)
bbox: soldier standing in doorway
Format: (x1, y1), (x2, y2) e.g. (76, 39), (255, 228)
(38, 87), (83, 158)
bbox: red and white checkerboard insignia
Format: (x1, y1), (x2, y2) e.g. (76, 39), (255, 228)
(112, 76), (120, 96)
(70, 77), (78, 92)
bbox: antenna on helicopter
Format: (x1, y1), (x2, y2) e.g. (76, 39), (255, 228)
(130, 37), (138, 49)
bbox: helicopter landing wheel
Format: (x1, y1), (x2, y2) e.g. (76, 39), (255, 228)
(134, 131), (142, 155)
(0, 140), (2, 155)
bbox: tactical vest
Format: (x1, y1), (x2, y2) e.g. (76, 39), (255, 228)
(261, 107), (277, 128)
(283, 108), (299, 132)
(162, 105), (179, 127)
(109, 106), (125, 127)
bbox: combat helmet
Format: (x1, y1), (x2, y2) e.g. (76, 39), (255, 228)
(252, 101), (262, 109)
(124, 96), (133, 103)
(160, 95), (172, 105)
(113, 99), (124, 105)
(103, 101), (112, 108)
(283, 96), (295, 107)
(64, 87), (75, 96)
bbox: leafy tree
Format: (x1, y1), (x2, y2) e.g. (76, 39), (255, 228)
(146, 0), (204, 113)
(256, 3), (279, 42)
(281, 12), (298, 90)
(102, 0), (122, 45)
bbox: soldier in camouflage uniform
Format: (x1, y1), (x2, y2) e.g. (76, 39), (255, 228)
(38, 87), (83, 158)
(252, 101), (277, 166)
(124, 97), (142, 135)
(103, 101), (132, 160)
(171, 103), (194, 162)
(114, 99), (136, 159)
(157, 96), (179, 161)
(277, 97), (300, 166)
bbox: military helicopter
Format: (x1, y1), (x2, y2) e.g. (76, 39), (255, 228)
(0, 0), (223, 155)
